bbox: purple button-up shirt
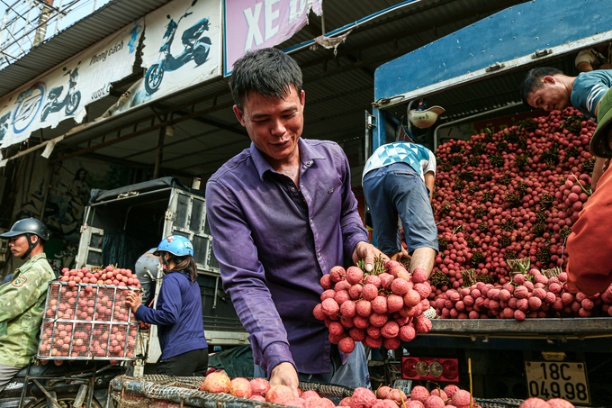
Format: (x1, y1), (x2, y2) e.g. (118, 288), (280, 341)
(205, 138), (368, 376)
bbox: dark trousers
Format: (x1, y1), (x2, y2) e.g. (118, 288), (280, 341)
(158, 348), (208, 376)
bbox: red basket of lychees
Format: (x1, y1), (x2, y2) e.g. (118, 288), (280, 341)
(37, 265), (141, 363)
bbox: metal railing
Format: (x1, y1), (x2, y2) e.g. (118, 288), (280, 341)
(0, 0), (110, 69)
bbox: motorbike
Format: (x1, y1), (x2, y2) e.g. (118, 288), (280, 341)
(0, 360), (126, 408)
(41, 67), (81, 122)
(144, 0), (212, 94)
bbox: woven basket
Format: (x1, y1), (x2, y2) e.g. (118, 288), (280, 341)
(476, 398), (522, 408)
(109, 375), (354, 408)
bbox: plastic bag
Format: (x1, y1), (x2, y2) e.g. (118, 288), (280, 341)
(331, 341), (371, 389)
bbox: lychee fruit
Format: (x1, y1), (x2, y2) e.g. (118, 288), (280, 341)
(349, 387), (377, 408)
(287, 398), (306, 407)
(301, 390), (321, 399)
(199, 371), (231, 393)
(372, 400), (400, 408)
(411, 268), (428, 283)
(451, 389), (473, 408)
(381, 321), (399, 338)
(338, 336), (356, 353)
(387, 294), (404, 312)
(371, 296), (388, 314)
(339, 397), (352, 406)
(547, 399), (574, 408)
(384, 260), (408, 278)
(329, 266), (346, 282)
(305, 397), (335, 408)
(409, 385), (429, 402)
(387, 388), (407, 403)
(340, 300), (357, 318)
(443, 384), (460, 398)
(403, 289), (421, 307)
(265, 384), (295, 405)
(229, 377), (252, 399)
(346, 266), (365, 285)
(424, 395), (445, 408)
(518, 397), (552, 408)
(375, 385), (391, 399)
(250, 377), (270, 396)
(390, 278), (410, 296)
(429, 388), (447, 400)
(362, 283), (379, 301)
(322, 298), (340, 317)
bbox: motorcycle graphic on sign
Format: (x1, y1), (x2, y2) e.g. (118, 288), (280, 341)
(41, 66), (82, 122)
(11, 82), (45, 136)
(144, 0), (212, 94)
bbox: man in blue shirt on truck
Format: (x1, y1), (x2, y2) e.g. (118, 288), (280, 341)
(521, 66), (612, 191)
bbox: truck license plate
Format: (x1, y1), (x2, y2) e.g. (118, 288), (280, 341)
(524, 361), (590, 405)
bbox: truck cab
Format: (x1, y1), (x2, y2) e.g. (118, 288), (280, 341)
(74, 177), (248, 367)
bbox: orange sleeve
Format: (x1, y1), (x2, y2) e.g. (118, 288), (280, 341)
(565, 169), (612, 295)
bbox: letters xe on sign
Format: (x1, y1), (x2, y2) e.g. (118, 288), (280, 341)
(224, 0), (322, 76)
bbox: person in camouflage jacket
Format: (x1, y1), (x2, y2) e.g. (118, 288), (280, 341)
(0, 218), (54, 393)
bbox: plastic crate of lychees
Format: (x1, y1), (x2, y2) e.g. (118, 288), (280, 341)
(37, 266), (141, 362)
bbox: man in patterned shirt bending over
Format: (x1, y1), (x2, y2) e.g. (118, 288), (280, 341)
(362, 142), (439, 278)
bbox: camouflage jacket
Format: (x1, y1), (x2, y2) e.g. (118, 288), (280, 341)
(0, 253), (55, 367)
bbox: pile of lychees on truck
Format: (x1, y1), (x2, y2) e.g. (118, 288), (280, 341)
(429, 107), (612, 321)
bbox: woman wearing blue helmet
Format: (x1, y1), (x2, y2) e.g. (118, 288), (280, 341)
(125, 235), (208, 376)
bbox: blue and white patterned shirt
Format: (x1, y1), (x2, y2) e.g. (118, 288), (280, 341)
(571, 70), (612, 117)
(362, 142), (436, 181)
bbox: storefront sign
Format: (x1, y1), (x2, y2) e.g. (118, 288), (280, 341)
(224, 0), (323, 76)
(0, 21), (142, 149)
(139, 0), (222, 101)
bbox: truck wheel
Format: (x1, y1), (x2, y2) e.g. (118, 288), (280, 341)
(26, 394), (103, 408)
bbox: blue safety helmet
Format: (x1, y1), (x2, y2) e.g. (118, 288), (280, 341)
(155, 235), (194, 257)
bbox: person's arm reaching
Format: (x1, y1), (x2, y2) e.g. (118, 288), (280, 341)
(205, 180), (295, 383)
(424, 171), (435, 203)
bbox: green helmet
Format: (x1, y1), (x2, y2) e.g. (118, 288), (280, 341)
(0, 218), (49, 241)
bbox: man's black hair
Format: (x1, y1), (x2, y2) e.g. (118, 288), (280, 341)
(229, 48), (303, 110)
(520, 66), (563, 106)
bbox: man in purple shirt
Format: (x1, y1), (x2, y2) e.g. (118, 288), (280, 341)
(205, 48), (386, 394)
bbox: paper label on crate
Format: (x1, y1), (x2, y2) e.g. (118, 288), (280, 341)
(11, 276), (27, 287)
